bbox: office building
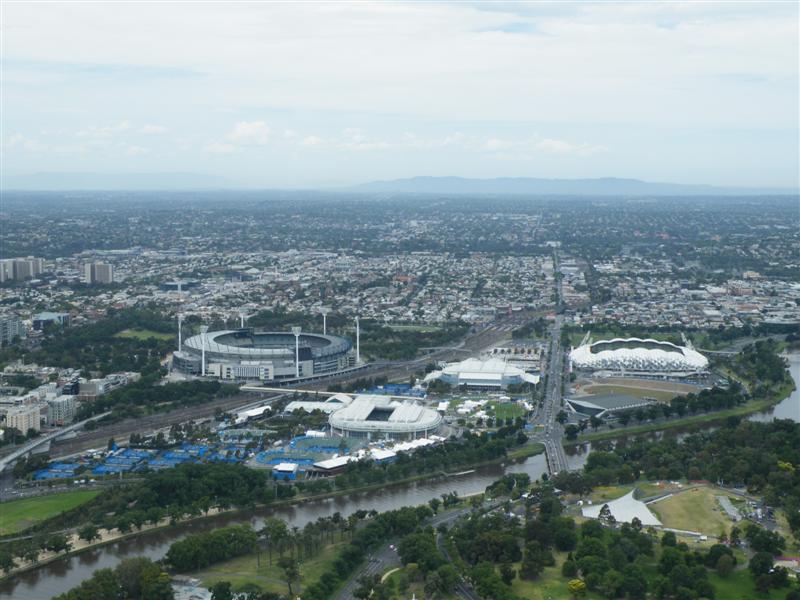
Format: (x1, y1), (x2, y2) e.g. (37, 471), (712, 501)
(0, 314), (25, 346)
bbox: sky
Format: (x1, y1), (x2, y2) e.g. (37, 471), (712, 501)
(3, 1), (799, 189)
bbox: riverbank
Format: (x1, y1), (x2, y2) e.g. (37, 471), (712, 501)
(0, 442), (544, 581)
(570, 378), (796, 444)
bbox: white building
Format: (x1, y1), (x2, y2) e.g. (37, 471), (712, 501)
(47, 395), (77, 426)
(424, 357), (540, 389)
(5, 404), (43, 433)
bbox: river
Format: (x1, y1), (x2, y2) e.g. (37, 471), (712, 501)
(3, 356), (798, 599)
(0, 454), (548, 598)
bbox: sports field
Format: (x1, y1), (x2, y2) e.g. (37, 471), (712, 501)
(582, 384), (678, 403)
(115, 328), (174, 341)
(0, 490), (101, 535)
(488, 401), (525, 421)
(648, 486), (737, 536)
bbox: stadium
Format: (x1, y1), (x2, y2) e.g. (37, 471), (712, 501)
(329, 395), (443, 440)
(569, 338), (708, 377)
(173, 328), (354, 381)
(423, 357), (540, 389)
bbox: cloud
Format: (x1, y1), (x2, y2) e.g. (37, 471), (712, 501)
(300, 135), (324, 147)
(6, 133), (48, 151)
(227, 121), (270, 145)
(535, 138), (607, 156)
(140, 124), (167, 134)
(76, 120), (131, 138)
(203, 141), (237, 154)
(125, 145), (148, 156)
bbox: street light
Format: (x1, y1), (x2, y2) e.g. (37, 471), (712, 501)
(291, 326), (302, 378)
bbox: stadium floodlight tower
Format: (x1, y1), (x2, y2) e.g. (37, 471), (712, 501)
(177, 314), (184, 352)
(239, 311), (247, 329)
(291, 326), (302, 378)
(320, 307), (331, 335)
(200, 325), (209, 376)
(355, 316), (361, 364)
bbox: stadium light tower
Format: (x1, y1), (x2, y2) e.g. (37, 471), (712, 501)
(291, 326), (302, 378)
(355, 316), (360, 364)
(320, 307), (331, 335)
(239, 311), (247, 329)
(177, 314), (184, 352)
(200, 325), (209, 376)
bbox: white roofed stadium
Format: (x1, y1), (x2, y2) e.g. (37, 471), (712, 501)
(329, 395), (442, 440)
(569, 338), (708, 377)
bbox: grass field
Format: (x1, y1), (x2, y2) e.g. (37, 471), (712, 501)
(582, 384), (678, 402)
(707, 568), (796, 600)
(0, 490), (101, 535)
(584, 482), (676, 504)
(648, 486), (737, 536)
(510, 554), (604, 600)
(195, 541), (344, 595)
(488, 401), (524, 421)
(114, 328), (174, 341)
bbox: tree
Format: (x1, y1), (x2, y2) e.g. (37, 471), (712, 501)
(661, 530), (677, 547)
(749, 552), (774, 578)
(278, 556), (300, 597)
(45, 533), (71, 554)
(561, 424), (580, 442)
(428, 497), (441, 514)
(500, 562), (516, 586)
(78, 524), (100, 543)
(556, 410), (568, 425)
(210, 581), (234, 600)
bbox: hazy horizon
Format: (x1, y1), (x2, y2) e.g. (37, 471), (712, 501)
(3, 2), (799, 190)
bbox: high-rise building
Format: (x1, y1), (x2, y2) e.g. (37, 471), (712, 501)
(47, 395), (76, 426)
(0, 313), (25, 346)
(0, 257), (44, 282)
(84, 262), (114, 284)
(5, 404), (42, 433)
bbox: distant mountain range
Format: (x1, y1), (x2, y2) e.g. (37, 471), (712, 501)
(5, 172), (796, 195)
(351, 176), (797, 196)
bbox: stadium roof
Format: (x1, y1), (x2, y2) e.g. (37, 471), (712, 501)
(566, 393), (653, 417)
(329, 395), (442, 434)
(582, 491), (661, 526)
(424, 357), (540, 387)
(570, 337), (708, 373)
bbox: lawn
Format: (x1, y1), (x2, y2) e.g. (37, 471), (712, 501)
(385, 567), (460, 599)
(648, 486), (737, 536)
(707, 568), (796, 600)
(114, 328), (174, 341)
(488, 401), (524, 421)
(195, 541), (344, 596)
(510, 554), (604, 600)
(0, 490), (101, 535)
(582, 384), (678, 403)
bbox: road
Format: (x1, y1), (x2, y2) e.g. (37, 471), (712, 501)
(529, 252), (571, 474)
